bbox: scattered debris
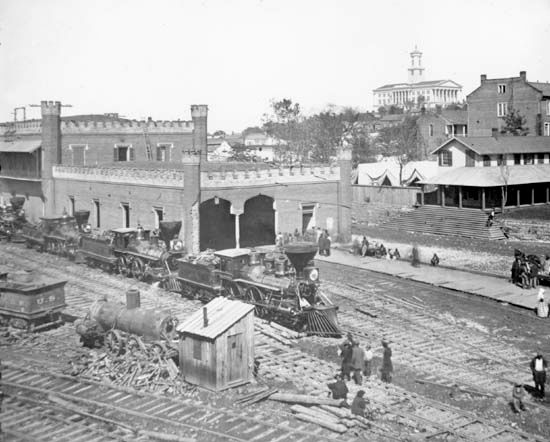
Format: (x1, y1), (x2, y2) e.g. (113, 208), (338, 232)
(269, 392), (347, 407)
(235, 387), (278, 406)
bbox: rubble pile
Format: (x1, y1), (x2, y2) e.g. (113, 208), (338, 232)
(68, 347), (198, 396)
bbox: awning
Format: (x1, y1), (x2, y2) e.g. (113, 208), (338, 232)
(418, 164), (550, 187)
(0, 140), (41, 153)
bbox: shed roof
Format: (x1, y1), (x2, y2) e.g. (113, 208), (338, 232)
(419, 164), (550, 187)
(529, 82), (550, 97)
(431, 136), (550, 155)
(0, 139), (41, 153)
(176, 297), (255, 339)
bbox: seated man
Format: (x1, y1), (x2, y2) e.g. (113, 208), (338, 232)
(327, 374), (349, 400)
(431, 253), (440, 267)
(351, 390), (367, 417)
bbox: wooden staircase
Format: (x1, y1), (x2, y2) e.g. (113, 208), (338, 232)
(380, 205), (506, 240)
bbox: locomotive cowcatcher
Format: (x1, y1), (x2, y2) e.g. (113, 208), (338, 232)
(165, 242), (341, 337)
(77, 220), (185, 281)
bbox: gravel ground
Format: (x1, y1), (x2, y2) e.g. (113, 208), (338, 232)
(350, 225), (550, 277)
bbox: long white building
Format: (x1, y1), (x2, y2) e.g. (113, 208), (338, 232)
(373, 47), (462, 110)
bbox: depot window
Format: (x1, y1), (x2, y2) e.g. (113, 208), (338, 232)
(156, 143), (173, 162)
(69, 144), (87, 166)
(114, 144), (134, 162)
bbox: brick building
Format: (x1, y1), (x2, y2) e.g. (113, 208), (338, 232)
(467, 71), (550, 137)
(0, 101), (352, 253)
(416, 109), (468, 156)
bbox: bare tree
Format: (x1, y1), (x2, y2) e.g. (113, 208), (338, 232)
(500, 163), (510, 212)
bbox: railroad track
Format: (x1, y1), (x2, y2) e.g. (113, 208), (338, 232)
(1, 360), (344, 442)
(2, 243), (547, 440)
(255, 332), (543, 442)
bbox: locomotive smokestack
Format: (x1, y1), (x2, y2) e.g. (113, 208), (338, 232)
(203, 307), (208, 327)
(158, 220), (182, 250)
(284, 242), (318, 278)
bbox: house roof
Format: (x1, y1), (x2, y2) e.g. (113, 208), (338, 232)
(440, 109), (467, 125)
(529, 82), (550, 97)
(0, 139), (41, 153)
(419, 164), (550, 187)
(176, 297), (255, 340)
(431, 136), (550, 156)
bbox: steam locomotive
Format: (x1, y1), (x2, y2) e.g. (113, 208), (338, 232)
(0, 196), (27, 242)
(164, 243), (341, 337)
(77, 220), (185, 281)
(21, 210), (91, 258)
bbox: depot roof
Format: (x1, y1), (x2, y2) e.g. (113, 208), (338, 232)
(431, 136), (550, 156)
(0, 139), (41, 153)
(419, 164), (550, 187)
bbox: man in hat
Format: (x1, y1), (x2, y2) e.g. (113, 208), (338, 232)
(327, 373), (349, 400)
(351, 390), (367, 417)
(512, 383), (526, 413)
(381, 340), (393, 383)
(363, 344), (373, 378)
(339, 333), (354, 381)
(530, 352), (548, 399)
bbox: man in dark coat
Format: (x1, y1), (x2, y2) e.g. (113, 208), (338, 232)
(339, 333), (354, 381)
(351, 390), (367, 417)
(381, 340), (393, 383)
(327, 374), (349, 400)
(511, 257), (521, 284)
(530, 352), (548, 399)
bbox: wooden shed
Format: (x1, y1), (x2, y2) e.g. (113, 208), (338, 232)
(177, 297), (255, 391)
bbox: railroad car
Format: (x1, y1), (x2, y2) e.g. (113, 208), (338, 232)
(0, 268), (67, 331)
(77, 220), (185, 281)
(164, 242), (341, 337)
(20, 210), (91, 258)
(0, 196), (27, 242)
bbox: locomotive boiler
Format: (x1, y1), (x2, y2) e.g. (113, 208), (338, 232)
(21, 210), (91, 257)
(166, 242), (341, 337)
(77, 220), (185, 281)
(75, 291), (178, 355)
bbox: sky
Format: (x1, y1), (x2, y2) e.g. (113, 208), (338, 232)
(1, 0), (549, 132)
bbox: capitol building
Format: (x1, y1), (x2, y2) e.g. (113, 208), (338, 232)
(373, 47), (462, 110)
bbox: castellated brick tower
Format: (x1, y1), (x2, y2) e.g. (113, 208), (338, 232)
(41, 101), (62, 216)
(191, 105), (208, 161)
(182, 150), (201, 254)
(337, 146), (352, 242)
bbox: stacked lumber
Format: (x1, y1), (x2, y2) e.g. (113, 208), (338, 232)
(235, 387), (278, 407)
(269, 393), (390, 435)
(68, 349), (197, 396)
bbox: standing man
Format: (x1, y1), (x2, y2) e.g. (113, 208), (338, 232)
(536, 289), (549, 318)
(381, 340), (393, 383)
(351, 341), (365, 385)
(530, 352), (548, 399)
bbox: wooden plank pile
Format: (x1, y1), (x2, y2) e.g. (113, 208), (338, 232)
(268, 393), (389, 435)
(68, 348), (197, 396)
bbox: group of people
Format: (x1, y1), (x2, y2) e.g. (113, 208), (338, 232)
(512, 351), (548, 414)
(510, 252), (550, 290)
(357, 236), (400, 260)
(327, 334), (394, 418)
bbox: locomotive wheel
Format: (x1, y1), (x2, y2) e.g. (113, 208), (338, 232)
(127, 336), (147, 354)
(116, 256), (130, 277)
(245, 286), (268, 318)
(222, 281), (241, 299)
(105, 330), (124, 355)
(131, 258), (146, 281)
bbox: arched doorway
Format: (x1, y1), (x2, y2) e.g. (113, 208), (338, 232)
(199, 198), (235, 251)
(240, 195), (275, 248)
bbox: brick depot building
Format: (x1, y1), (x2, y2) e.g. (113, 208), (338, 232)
(0, 101), (351, 253)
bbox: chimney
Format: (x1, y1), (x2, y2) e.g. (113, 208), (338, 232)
(203, 307), (208, 327)
(519, 71), (526, 81)
(191, 104), (208, 162)
(480, 74), (487, 83)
